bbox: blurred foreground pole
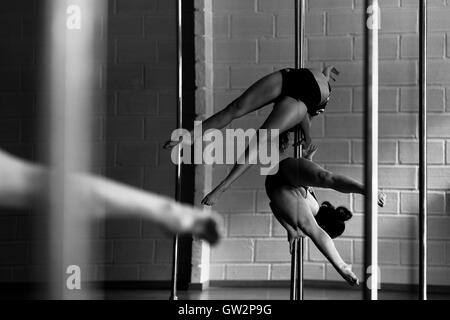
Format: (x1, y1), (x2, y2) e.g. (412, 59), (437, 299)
(42, 0), (107, 299)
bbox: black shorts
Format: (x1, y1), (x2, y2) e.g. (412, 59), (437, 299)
(279, 68), (326, 116)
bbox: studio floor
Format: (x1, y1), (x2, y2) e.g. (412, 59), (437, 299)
(103, 287), (450, 300)
(2, 285), (450, 300)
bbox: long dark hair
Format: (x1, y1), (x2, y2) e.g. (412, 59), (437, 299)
(279, 125), (302, 153)
(279, 130), (291, 153)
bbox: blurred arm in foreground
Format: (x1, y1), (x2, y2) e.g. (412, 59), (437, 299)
(0, 149), (221, 245)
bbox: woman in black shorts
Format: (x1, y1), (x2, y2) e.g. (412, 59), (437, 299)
(164, 66), (339, 206)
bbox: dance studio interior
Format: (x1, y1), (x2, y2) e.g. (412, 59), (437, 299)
(1, 0), (450, 302)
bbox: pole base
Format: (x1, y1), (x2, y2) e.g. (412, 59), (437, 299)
(290, 237), (304, 300)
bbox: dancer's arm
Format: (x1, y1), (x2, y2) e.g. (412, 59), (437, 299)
(299, 210), (359, 286)
(0, 150), (220, 244)
(299, 114), (312, 148)
(76, 175), (219, 243)
(0, 150), (41, 207)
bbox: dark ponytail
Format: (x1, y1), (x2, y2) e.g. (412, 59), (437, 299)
(336, 206), (353, 222)
(315, 201), (353, 239)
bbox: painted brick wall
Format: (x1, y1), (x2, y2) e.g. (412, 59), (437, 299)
(0, 0), (182, 283)
(207, 0), (450, 286)
(0, 0), (44, 283)
(102, 0), (178, 283)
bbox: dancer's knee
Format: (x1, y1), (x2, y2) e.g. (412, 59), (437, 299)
(227, 98), (248, 119)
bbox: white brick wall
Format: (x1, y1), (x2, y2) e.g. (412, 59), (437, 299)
(203, 0), (450, 286)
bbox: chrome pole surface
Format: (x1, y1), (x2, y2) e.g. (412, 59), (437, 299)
(296, 238), (304, 300)
(293, 0), (306, 301)
(363, 0), (380, 301)
(170, 0), (183, 301)
(419, 0), (428, 301)
(290, 238), (299, 300)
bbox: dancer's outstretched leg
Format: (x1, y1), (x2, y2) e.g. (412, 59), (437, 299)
(163, 71), (283, 149)
(202, 97), (308, 206)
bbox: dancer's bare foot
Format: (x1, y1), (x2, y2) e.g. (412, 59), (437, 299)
(340, 264), (359, 286)
(201, 188), (224, 207)
(378, 192), (387, 207)
(163, 139), (182, 150)
(323, 65), (340, 82)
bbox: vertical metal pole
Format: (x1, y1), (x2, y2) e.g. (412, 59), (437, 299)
(170, 0), (183, 301)
(293, 0), (305, 301)
(419, 0), (428, 301)
(294, 0), (305, 73)
(295, 238), (303, 299)
(290, 238), (299, 300)
(363, 0), (379, 300)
